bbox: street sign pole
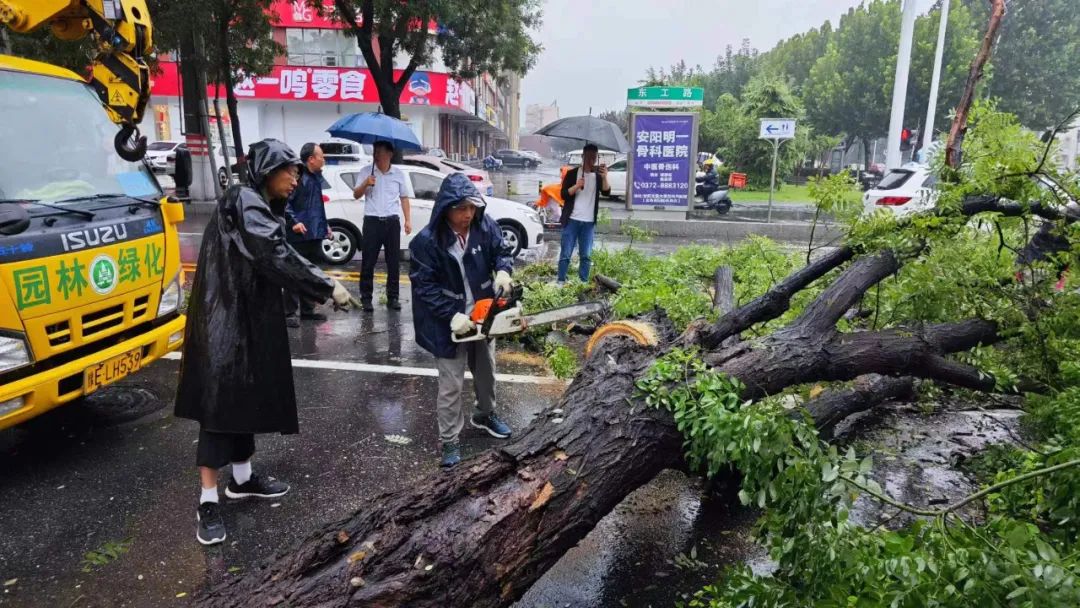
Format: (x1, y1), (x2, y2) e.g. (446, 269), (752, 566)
(759, 118), (796, 223)
(768, 138), (780, 223)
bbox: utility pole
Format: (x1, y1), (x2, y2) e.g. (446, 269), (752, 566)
(924, 0), (950, 154)
(885, 0), (919, 169)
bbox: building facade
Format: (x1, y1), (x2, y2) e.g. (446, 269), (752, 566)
(145, 0), (515, 160)
(524, 101), (559, 134)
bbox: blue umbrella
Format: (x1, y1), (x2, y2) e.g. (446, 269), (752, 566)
(327, 112), (423, 152)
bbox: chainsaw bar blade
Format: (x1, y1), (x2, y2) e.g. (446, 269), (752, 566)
(518, 301), (607, 329)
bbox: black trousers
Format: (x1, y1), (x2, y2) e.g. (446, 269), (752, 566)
(360, 215), (401, 302)
(283, 240), (325, 317)
(196, 429), (255, 469)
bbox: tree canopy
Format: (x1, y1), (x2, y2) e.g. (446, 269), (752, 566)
(329, 0), (542, 118)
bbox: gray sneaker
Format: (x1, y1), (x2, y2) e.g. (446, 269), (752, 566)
(441, 441), (461, 468)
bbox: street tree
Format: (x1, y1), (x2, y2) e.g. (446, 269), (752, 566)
(149, 0), (282, 180)
(596, 108), (629, 138)
(761, 22), (833, 94)
(0, 28), (95, 74)
(327, 0), (542, 119)
(803, 0), (901, 168)
(701, 75), (809, 188)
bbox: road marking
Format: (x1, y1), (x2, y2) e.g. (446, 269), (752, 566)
(161, 352), (562, 385)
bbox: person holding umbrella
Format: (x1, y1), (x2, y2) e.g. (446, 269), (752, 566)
(352, 140), (414, 311)
(175, 139), (359, 546)
(557, 144), (610, 284)
(325, 112), (423, 312)
(532, 116), (628, 285)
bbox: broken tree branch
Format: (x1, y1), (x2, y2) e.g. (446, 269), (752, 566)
(945, 0), (1006, 168)
(699, 246), (855, 349)
(805, 375), (916, 440)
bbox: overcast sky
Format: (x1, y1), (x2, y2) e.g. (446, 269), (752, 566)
(521, 0), (935, 119)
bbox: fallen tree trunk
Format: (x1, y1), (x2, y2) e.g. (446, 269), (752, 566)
(198, 255), (998, 607)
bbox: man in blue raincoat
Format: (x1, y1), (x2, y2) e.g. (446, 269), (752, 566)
(409, 173), (515, 468)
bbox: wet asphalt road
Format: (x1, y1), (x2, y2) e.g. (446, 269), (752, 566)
(0, 166), (762, 608)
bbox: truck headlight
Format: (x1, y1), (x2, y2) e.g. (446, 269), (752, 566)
(157, 275), (182, 318)
(0, 334), (31, 374)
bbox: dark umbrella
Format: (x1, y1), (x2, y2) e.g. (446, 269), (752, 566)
(534, 115), (629, 154)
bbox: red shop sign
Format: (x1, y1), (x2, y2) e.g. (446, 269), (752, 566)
(151, 62), (475, 112)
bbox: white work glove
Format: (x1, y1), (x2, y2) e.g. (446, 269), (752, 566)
(331, 280), (359, 311)
(450, 312), (476, 336)
(494, 270), (513, 295)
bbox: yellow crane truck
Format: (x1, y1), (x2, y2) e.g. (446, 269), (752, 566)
(0, 1), (187, 429)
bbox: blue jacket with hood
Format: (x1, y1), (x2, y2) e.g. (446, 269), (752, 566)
(409, 173), (514, 359)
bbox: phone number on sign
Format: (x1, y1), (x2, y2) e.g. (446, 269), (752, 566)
(635, 182), (690, 190)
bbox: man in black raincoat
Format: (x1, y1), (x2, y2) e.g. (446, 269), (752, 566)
(175, 139), (356, 546)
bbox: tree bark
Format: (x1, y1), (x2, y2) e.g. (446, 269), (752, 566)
(218, 0), (247, 184)
(945, 0), (1006, 168)
(196, 253), (999, 607)
(804, 375), (915, 440)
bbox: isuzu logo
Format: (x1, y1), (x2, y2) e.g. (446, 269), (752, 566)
(61, 224), (129, 252)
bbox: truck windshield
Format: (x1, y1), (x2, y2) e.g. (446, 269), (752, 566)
(0, 70), (162, 206)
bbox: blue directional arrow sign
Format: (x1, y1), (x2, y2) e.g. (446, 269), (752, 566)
(759, 118), (796, 140)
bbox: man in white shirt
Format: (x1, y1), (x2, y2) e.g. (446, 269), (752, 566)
(352, 140), (414, 311)
(557, 144), (610, 283)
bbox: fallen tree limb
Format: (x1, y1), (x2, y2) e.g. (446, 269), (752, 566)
(593, 274), (622, 293)
(805, 375), (915, 440)
(699, 246), (855, 349)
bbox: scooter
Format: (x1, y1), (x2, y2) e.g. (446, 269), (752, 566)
(694, 187), (733, 215)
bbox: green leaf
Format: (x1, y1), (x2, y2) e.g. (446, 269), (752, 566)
(1005, 587), (1028, 600)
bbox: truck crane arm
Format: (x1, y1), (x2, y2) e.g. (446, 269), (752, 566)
(0, 0), (152, 161)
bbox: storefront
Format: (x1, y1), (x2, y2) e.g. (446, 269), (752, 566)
(144, 0), (512, 160)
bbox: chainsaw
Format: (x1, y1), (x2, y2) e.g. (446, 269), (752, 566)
(452, 285), (607, 343)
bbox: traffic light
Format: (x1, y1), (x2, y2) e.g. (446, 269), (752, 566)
(900, 128), (913, 151)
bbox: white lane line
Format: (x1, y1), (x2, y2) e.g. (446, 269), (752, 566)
(161, 352), (561, 385)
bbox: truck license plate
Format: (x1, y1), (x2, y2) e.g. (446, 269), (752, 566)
(83, 349), (143, 394)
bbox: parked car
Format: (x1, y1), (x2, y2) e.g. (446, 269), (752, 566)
(604, 158), (628, 200)
(146, 140), (183, 174)
(400, 154), (494, 196)
(492, 149), (540, 168)
(318, 164), (544, 264)
(319, 138), (372, 165)
(520, 150), (542, 164)
(567, 149), (618, 167)
(862, 164), (938, 217)
(214, 145), (244, 189)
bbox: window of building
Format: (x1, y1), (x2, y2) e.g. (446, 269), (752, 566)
(285, 28), (363, 67)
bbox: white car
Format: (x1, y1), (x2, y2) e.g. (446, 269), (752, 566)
(862, 164), (938, 217)
(604, 158), (628, 200)
(567, 149), (618, 167)
(400, 155), (495, 196)
(320, 138), (372, 166)
(317, 164), (544, 265)
(145, 140), (183, 174)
